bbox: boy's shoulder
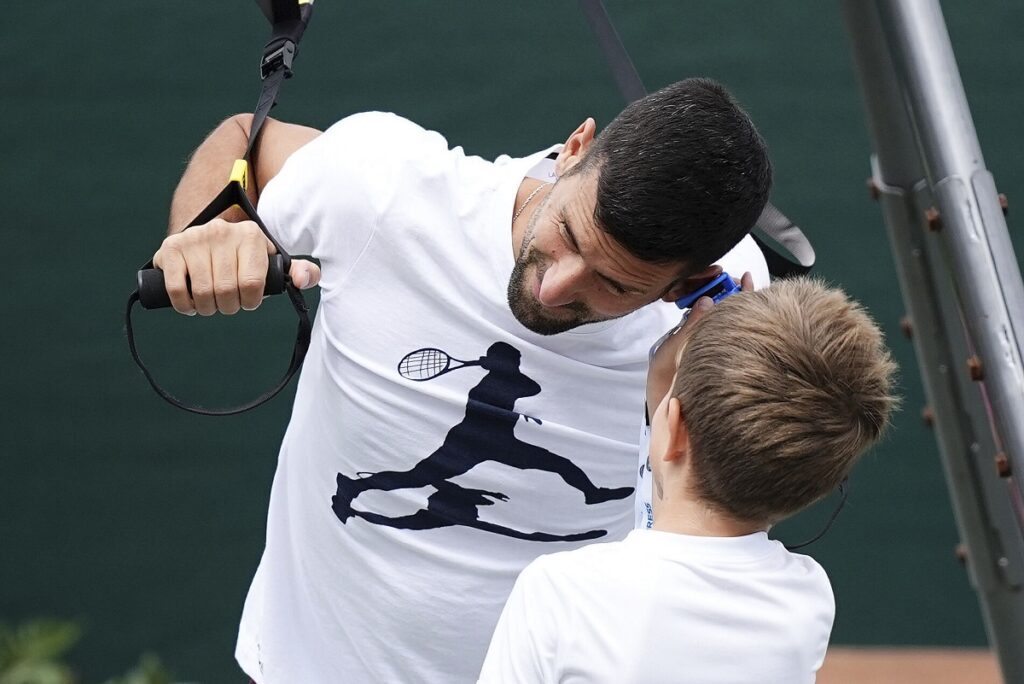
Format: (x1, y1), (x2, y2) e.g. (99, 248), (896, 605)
(529, 531), (832, 577)
(533, 531), (833, 598)
(529, 537), (629, 572)
(519, 538), (635, 591)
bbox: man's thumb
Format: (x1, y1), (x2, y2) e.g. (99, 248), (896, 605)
(290, 260), (321, 289)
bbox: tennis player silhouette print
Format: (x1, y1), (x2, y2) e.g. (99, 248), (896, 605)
(331, 341), (632, 541)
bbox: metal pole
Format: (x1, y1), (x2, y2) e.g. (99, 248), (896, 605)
(843, 1), (1024, 679)
(875, 1), (1024, 500)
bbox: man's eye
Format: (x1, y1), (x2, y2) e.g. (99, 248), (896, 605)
(559, 223), (577, 252)
(604, 280), (628, 296)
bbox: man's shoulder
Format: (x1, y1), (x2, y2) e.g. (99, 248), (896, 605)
(316, 112), (450, 161)
(311, 111), (514, 191)
(324, 111), (433, 140)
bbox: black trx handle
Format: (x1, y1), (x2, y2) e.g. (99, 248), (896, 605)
(125, 0), (315, 416)
(577, 0), (815, 278)
(137, 254), (286, 310)
(135, 174), (292, 311)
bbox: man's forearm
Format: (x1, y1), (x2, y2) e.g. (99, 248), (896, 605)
(168, 114), (257, 234)
(154, 114), (321, 315)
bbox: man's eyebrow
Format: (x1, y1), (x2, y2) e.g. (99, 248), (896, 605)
(563, 214), (644, 295)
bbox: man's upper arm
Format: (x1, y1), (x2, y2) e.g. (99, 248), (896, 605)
(246, 115), (321, 194)
(256, 112), (446, 269)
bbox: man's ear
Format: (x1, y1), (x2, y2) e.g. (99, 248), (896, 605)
(660, 264), (723, 303)
(662, 397), (690, 464)
(555, 118), (597, 176)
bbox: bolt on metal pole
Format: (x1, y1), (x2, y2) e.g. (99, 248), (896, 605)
(843, 1), (1024, 680)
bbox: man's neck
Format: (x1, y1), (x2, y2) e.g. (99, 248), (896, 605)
(510, 178), (549, 259)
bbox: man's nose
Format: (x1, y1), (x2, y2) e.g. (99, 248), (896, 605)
(537, 255), (587, 307)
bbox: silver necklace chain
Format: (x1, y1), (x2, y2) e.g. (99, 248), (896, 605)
(513, 182), (551, 223)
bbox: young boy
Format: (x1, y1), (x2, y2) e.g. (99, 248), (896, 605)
(477, 277), (897, 683)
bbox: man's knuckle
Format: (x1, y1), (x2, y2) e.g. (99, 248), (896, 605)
(241, 228), (265, 246)
(209, 221), (233, 240)
(165, 281), (188, 298)
(181, 227), (205, 246)
(239, 275), (265, 292)
(214, 281), (237, 297)
(238, 220), (260, 237)
(161, 234), (185, 253)
(190, 283), (213, 299)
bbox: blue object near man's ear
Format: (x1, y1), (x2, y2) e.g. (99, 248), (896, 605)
(675, 272), (740, 309)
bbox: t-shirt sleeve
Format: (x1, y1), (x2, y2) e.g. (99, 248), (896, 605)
(478, 558), (561, 684)
(257, 111), (447, 285)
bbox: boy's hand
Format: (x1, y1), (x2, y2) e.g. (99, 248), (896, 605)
(646, 272), (755, 414)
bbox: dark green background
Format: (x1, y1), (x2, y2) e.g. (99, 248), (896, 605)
(3, 1), (1023, 681)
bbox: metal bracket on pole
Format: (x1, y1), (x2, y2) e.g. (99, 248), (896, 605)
(844, 1), (1024, 679)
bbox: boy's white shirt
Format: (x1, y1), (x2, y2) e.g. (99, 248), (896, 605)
(478, 529), (835, 684)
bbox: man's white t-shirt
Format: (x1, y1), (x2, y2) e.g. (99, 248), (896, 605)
(237, 112), (768, 683)
(479, 529), (835, 684)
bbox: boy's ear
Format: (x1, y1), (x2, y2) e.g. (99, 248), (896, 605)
(555, 118), (597, 176)
(660, 265), (723, 303)
(663, 397), (690, 463)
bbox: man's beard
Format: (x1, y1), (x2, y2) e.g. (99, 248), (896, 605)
(507, 246), (613, 335)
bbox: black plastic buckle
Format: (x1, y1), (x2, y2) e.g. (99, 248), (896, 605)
(261, 39), (295, 79)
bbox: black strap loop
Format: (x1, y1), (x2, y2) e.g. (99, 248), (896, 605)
(125, 286), (311, 417)
(126, 0), (315, 415)
(126, 180), (312, 416)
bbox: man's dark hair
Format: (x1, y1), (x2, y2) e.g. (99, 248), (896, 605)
(571, 78), (772, 271)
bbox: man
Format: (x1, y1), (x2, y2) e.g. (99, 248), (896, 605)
(155, 78), (772, 682)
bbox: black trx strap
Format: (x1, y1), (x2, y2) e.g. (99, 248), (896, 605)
(577, 0), (815, 278)
(125, 0), (315, 416)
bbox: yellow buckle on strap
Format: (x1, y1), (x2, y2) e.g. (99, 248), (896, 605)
(229, 159), (249, 189)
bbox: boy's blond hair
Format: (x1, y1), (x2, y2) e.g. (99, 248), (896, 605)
(672, 277), (897, 524)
